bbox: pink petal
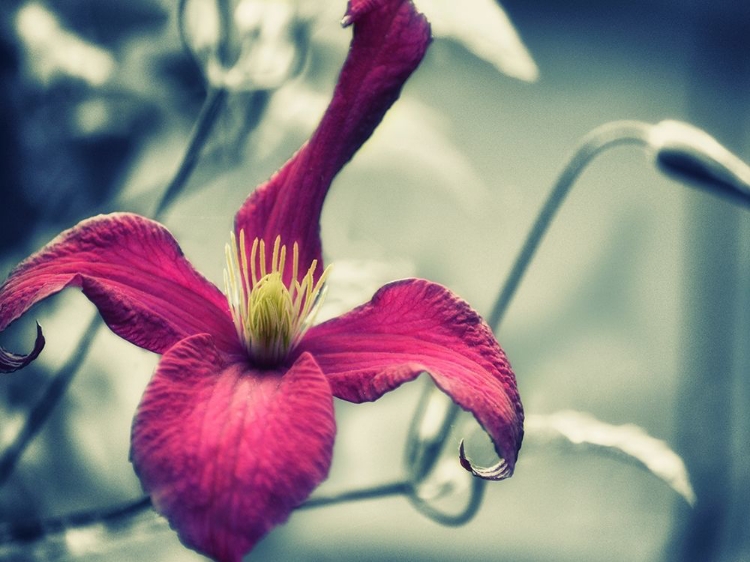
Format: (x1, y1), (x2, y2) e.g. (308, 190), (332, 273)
(296, 278), (524, 476)
(0, 213), (239, 372)
(131, 335), (335, 562)
(234, 0), (431, 284)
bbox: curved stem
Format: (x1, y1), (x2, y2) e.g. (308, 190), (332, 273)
(401, 382), (485, 526)
(404, 380), (462, 482)
(487, 120), (652, 330)
(400, 121), (654, 514)
(300, 481), (411, 510)
(408, 472), (487, 527)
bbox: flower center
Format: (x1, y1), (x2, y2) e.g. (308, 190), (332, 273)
(223, 231), (330, 366)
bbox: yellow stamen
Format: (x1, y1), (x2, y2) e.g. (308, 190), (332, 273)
(224, 231), (330, 366)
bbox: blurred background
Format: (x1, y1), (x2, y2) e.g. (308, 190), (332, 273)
(0, 0), (749, 560)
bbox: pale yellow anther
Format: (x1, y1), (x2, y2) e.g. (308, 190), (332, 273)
(223, 231), (330, 366)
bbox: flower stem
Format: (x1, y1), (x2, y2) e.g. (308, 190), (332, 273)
(400, 122), (654, 512)
(408, 471), (487, 527)
(0, 496), (153, 544)
(300, 481), (412, 510)
(487, 120), (651, 330)
(0, 483), (412, 544)
(153, 87), (229, 220)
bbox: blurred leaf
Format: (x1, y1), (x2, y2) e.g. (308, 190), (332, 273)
(525, 410), (696, 505)
(181, 0), (310, 91)
(417, 0), (538, 81)
(15, 2), (115, 87)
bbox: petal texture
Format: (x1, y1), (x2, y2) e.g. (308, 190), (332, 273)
(297, 278), (524, 475)
(131, 335), (335, 562)
(0, 213), (238, 371)
(234, 0), (431, 284)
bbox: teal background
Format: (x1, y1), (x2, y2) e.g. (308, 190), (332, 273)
(1, 1), (749, 560)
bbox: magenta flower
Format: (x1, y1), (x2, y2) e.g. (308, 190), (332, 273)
(0, 1), (523, 560)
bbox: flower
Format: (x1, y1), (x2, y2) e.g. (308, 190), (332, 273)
(0, 0), (523, 560)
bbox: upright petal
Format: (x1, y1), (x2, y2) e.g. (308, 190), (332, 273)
(296, 278), (524, 476)
(0, 213), (239, 372)
(234, 0), (431, 285)
(131, 335), (335, 562)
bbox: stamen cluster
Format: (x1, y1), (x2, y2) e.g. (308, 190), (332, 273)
(224, 232), (329, 366)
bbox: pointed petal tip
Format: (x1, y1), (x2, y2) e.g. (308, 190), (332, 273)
(235, 0), (431, 285)
(458, 438), (514, 481)
(0, 213), (236, 360)
(341, 0), (381, 27)
(301, 278), (523, 481)
(0, 322), (45, 373)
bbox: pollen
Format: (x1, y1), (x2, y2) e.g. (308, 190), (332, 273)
(223, 231), (330, 366)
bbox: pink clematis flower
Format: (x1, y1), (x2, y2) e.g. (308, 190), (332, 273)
(0, 0), (523, 560)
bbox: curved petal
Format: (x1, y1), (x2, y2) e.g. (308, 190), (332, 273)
(296, 278), (523, 476)
(0, 323), (44, 372)
(131, 335), (336, 562)
(234, 0), (431, 285)
(0, 213), (239, 372)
